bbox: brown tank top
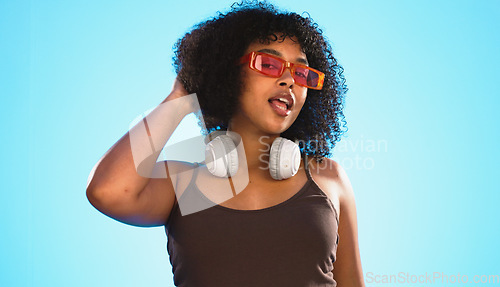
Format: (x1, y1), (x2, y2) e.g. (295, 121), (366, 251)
(165, 153), (340, 287)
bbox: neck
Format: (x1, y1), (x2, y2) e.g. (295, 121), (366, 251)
(227, 125), (279, 178)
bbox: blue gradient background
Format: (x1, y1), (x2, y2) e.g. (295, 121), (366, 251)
(1, 0), (499, 286)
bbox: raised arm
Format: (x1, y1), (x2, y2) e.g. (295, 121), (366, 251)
(86, 80), (197, 227)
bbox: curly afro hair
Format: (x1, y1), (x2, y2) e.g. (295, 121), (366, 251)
(173, 1), (348, 162)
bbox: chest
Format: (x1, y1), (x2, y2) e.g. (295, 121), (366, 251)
(166, 196), (339, 285)
(174, 161), (340, 222)
(168, 193), (339, 265)
(215, 171), (309, 210)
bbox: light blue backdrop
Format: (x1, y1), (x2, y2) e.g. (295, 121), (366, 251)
(1, 0), (499, 286)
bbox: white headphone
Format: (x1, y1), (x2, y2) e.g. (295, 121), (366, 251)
(204, 131), (301, 180)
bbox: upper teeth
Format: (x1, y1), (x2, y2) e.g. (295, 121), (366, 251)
(278, 98), (290, 105)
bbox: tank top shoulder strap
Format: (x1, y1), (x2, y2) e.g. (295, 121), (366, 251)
(172, 162), (200, 206)
(302, 152), (314, 182)
(167, 162), (201, 225)
(187, 162), (200, 187)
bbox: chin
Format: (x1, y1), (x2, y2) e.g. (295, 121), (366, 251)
(262, 121), (294, 135)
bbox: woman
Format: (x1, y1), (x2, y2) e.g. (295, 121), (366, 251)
(86, 2), (364, 286)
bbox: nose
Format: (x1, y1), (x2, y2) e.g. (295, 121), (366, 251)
(278, 68), (295, 88)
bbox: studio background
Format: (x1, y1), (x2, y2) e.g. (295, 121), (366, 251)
(1, 0), (499, 286)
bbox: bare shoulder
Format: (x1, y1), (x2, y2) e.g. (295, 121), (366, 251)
(163, 159), (198, 177)
(160, 159), (199, 197)
(307, 157), (356, 218)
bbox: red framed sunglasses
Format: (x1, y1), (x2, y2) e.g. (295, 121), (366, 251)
(239, 51), (325, 90)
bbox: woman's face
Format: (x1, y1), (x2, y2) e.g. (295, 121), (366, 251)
(229, 36), (309, 136)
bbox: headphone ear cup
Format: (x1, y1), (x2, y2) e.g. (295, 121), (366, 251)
(205, 135), (239, 177)
(269, 137), (301, 180)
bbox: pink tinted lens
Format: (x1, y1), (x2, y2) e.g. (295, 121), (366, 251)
(254, 55), (283, 76)
(294, 67), (319, 88)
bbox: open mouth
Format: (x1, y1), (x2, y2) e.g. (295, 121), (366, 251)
(268, 98), (291, 110)
(268, 92), (294, 110)
(268, 93), (294, 116)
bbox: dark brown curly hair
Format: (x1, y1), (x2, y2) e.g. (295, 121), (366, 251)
(173, 1), (348, 162)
